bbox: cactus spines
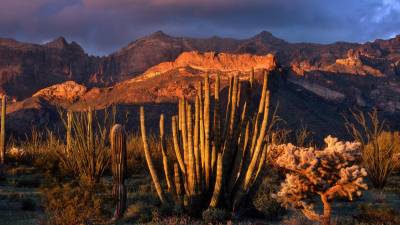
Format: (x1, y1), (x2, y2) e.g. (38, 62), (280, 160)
(140, 69), (274, 213)
(140, 106), (167, 204)
(209, 152), (222, 208)
(160, 114), (172, 191)
(186, 104), (196, 194)
(0, 96), (5, 164)
(111, 124), (127, 220)
(172, 116), (186, 175)
(212, 75), (220, 174)
(174, 163), (183, 202)
(194, 95), (201, 188)
(204, 74), (211, 190)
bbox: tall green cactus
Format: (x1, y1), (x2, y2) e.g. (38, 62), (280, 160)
(0, 97), (5, 164)
(111, 124), (127, 220)
(140, 70), (273, 213)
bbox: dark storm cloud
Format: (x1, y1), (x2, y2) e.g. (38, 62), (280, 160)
(0, 0), (399, 55)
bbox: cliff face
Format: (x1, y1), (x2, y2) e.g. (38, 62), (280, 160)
(1, 31), (400, 101)
(2, 31), (400, 138)
(0, 37), (99, 99)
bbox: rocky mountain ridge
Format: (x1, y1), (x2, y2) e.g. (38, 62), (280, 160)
(1, 31), (399, 101)
(1, 31), (400, 138)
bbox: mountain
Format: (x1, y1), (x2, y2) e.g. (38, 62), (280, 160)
(2, 31), (400, 139)
(0, 37), (100, 99)
(7, 50), (400, 141)
(1, 31), (399, 100)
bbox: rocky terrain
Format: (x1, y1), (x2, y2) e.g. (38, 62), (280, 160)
(1, 31), (400, 139)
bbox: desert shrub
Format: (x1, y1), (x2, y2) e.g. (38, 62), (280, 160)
(272, 136), (368, 225)
(202, 208), (230, 224)
(40, 182), (108, 225)
(353, 203), (400, 225)
(124, 201), (154, 223)
(345, 109), (399, 189)
(253, 168), (286, 219)
(20, 128), (62, 173)
(126, 133), (163, 172)
(57, 109), (110, 184)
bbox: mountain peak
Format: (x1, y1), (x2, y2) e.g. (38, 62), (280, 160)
(148, 30), (170, 39)
(45, 36), (68, 48)
(251, 30), (287, 44)
(255, 31), (274, 38)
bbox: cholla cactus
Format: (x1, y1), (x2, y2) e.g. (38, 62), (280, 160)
(273, 136), (368, 225)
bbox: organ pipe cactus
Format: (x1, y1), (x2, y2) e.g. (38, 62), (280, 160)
(0, 97), (5, 164)
(140, 70), (273, 213)
(111, 124), (127, 220)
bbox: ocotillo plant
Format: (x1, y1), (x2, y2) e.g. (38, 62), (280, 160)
(58, 108), (109, 183)
(140, 70), (273, 213)
(111, 124), (127, 220)
(0, 96), (6, 164)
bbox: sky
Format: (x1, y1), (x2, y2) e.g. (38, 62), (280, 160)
(0, 0), (399, 56)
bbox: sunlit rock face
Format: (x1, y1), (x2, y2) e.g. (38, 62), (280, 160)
(2, 32), (400, 137)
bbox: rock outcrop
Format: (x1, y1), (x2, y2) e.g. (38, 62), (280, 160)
(33, 81), (87, 103)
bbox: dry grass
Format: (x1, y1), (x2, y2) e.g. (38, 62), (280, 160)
(40, 182), (109, 225)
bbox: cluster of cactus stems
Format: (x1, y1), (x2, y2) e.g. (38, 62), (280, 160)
(0, 97), (6, 164)
(140, 70), (272, 213)
(110, 124), (127, 220)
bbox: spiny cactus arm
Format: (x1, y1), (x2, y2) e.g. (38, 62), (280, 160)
(204, 74), (211, 190)
(180, 98), (188, 168)
(227, 76), (239, 140)
(211, 143), (217, 177)
(227, 121), (250, 192)
(212, 75), (221, 174)
(174, 163), (183, 203)
(160, 114), (172, 191)
(178, 98), (183, 131)
(223, 76), (233, 140)
(198, 81), (205, 175)
(250, 68), (255, 88)
(250, 71), (269, 156)
(140, 107), (167, 204)
(250, 144), (268, 188)
(244, 90), (270, 190)
(172, 116), (186, 175)
(194, 96), (201, 189)
(0, 97), (6, 164)
(209, 153), (223, 208)
(186, 104), (196, 194)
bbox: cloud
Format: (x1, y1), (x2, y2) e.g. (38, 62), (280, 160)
(0, 0), (399, 55)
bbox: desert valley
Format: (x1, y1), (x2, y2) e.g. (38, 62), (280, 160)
(0, 3), (400, 224)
